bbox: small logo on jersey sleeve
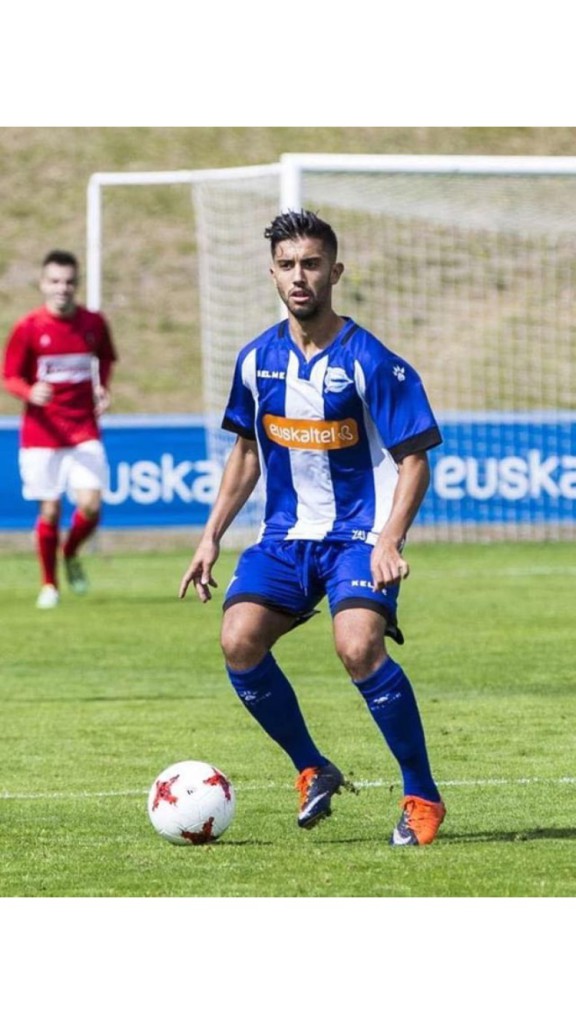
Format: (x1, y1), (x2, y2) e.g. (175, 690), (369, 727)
(263, 414), (359, 450)
(324, 367), (353, 393)
(393, 365), (406, 381)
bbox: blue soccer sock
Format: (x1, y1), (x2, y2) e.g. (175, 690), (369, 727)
(226, 652), (330, 772)
(354, 657), (441, 802)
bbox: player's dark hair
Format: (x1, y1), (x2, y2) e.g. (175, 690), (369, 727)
(264, 210), (338, 259)
(42, 250), (79, 271)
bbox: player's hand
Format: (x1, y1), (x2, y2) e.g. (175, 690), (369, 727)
(179, 540), (220, 603)
(94, 385), (110, 416)
(370, 538), (410, 589)
(28, 381), (53, 406)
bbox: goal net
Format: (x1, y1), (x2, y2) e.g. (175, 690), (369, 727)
(191, 155), (576, 542)
(86, 156), (576, 543)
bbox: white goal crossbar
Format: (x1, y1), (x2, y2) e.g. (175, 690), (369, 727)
(279, 151), (576, 214)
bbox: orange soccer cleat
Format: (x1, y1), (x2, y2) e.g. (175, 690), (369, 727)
(390, 795), (446, 846)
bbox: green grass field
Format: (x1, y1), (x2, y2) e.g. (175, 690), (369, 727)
(1, 541), (575, 898)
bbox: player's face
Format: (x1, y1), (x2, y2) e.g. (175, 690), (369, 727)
(40, 263), (78, 316)
(270, 236), (343, 321)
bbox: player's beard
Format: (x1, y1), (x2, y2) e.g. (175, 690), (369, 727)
(290, 303), (319, 322)
(284, 290), (322, 321)
(48, 296), (76, 317)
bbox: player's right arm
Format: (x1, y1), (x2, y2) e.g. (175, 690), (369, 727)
(179, 436), (260, 603)
(2, 319), (53, 406)
(3, 378), (53, 405)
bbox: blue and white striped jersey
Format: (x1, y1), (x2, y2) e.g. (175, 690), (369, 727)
(222, 317), (442, 543)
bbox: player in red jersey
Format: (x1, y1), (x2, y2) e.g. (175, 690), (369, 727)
(2, 250), (118, 608)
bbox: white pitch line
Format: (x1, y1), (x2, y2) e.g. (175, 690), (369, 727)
(1, 776), (575, 801)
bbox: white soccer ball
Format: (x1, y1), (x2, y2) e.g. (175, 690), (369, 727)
(147, 760), (236, 845)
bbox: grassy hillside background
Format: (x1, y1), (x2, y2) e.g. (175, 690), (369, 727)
(1, 126), (575, 417)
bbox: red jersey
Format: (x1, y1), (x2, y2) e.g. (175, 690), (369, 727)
(2, 305), (117, 448)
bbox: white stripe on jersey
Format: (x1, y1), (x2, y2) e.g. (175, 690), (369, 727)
(240, 346), (258, 392)
(240, 347), (266, 481)
(240, 347), (270, 543)
(38, 353), (93, 384)
(354, 360), (399, 536)
(284, 352), (337, 540)
(239, 348), (258, 464)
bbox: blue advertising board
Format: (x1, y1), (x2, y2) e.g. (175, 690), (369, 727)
(1, 413), (575, 530)
(0, 415), (218, 530)
(422, 412), (576, 527)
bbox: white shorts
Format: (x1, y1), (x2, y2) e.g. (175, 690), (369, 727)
(19, 440), (109, 501)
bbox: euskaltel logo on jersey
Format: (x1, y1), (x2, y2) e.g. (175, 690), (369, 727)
(263, 414), (359, 450)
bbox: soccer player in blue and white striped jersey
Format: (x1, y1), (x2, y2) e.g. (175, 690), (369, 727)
(180, 210), (446, 846)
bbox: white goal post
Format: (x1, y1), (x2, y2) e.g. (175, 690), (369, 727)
(87, 154), (576, 541)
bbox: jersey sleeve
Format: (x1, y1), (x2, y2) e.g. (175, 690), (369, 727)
(362, 350), (442, 460)
(95, 314), (118, 387)
(221, 349), (257, 440)
(2, 319), (33, 382)
(3, 376), (32, 401)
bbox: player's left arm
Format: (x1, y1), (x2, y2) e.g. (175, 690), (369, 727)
(93, 316), (117, 416)
(371, 450), (430, 589)
(92, 360), (112, 416)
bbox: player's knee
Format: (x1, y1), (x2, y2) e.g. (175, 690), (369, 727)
(336, 637), (388, 681)
(77, 499), (101, 519)
(220, 617), (266, 671)
(39, 501), (60, 525)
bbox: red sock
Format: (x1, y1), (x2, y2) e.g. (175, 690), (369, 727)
(37, 518), (59, 586)
(63, 510), (99, 559)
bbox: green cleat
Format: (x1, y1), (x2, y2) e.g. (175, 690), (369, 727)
(64, 556), (89, 595)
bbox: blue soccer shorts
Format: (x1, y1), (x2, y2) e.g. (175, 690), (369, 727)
(222, 538), (404, 644)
